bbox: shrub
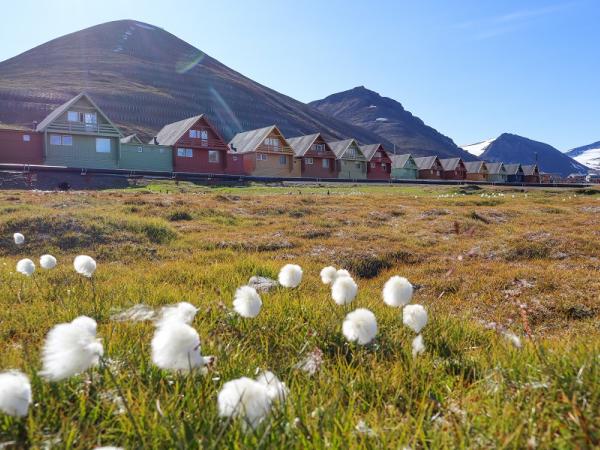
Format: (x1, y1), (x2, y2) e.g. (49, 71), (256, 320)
(168, 210), (193, 221)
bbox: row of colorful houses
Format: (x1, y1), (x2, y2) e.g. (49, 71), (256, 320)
(0, 92), (544, 182)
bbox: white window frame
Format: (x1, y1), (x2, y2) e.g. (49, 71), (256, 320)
(256, 153), (267, 161)
(95, 138), (110, 153)
(306, 157), (314, 165)
(314, 144), (325, 153)
(370, 162), (376, 169)
(347, 147), (357, 158)
(22, 134), (31, 142)
(264, 137), (280, 149)
(137, 147), (143, 153)
(208, 150), (219, 163)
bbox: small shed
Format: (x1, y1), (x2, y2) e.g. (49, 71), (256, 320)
(389, 154), (418, 179)
(0, 126), (43, 165)
(119, 134), (172, 172)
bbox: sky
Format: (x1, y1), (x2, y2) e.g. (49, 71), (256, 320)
(0, 0), (598, 150)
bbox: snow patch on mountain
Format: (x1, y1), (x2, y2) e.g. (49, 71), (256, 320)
(569, 146), (600, 170)
(461, 138), (496, 157)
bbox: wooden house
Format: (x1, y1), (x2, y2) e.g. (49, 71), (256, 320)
(504, 164), (524, 183)
(521, 164), (540, 183)
(229, 125), (300, 177)
(119, 134), (172, 172)
(36, 93), (122, 169)
(360, 143), (391, 180)
(439, 157), (467, 180)
(414, 156), (444, 179)
(287, 133), (337, 178)
(0, 126), (43, 165)
(328, 139), (367, 179)
(389, 154), (418, 179)
(485, 162), (508, 182)
(153, 115), (229, 173)
(464, 161), (488, 181)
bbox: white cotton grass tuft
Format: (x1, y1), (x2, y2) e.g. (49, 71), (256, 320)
(320, 266), (337, 285)
(218, 370), (286, 430)
(0, 371), (31, 417)
(13, 233), (25, 245)
(403, 304), (428, 333)
(278, 264), (303, 288)
(412, 334), (425, 357)
(342, 308), (378, 345)
(255, 370), (288, 402)
(40, 316), (104, 381)
(382, 276), (413, 307)
(73, 255), (96, 277)
(40, 254), (57, 270)
(151, 320), (213, 371)
(331, 276), (358, 305)
(336, 269), (351, 279)
(233, 286), (262, 318)
(16, 258), (35, 276)
(156, 302), (198, 326)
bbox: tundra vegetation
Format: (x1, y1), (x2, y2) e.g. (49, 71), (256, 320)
(0, 182), (598, 449)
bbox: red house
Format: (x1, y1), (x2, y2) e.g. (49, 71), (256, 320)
(153, 115), (229, 173)
(0, 127), (43, 165)
(287, 133), (337, 178)
(414, 156), (444, 179)
(439, 158), (467, 180)
(360, 143), (391, 180)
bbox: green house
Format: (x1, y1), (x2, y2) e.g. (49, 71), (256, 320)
(390, 153), (418, 179)
(328, 138), (367, 179)
(119, 134), (173, 172)
(36, 93), (122, 169)
(485, 162), (508, 182)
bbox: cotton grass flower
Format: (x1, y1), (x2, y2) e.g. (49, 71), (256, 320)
(0, 371), (31, 417)
(16, 258), (35, 276)
(382, 276), (413, 307)
(255, 370), (288, 402)
(412, 334), (425, 357)
(336, 269), (351, 279)
(403, 304), (428, 333)
(40, 254), (57, 270)
(278, 264), (303, 288)
(151, 320), (213, 371)
(233, 286), (262, 318)
(74, 255), (96, 277)
(40, 316), (104, 381)
(157, 302), (198, 326)
(13, 233), (25, 245)
(342, 308), (377, 345)
(320, 266), (337, 285)
(331, 275), (358, 305)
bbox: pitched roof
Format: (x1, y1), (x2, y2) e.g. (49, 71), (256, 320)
(153, 114), (213, 146)
(287, 133), (321, 157)
(521, 164), (539, 175)
(229, 125), (288, 154)
(504, 163), (523, 174)
(36, 92), (121, 136)
(359, 143), (386, 161)
(328, 138), (362, 159)
(464, 161), (487, 173)
(440, 157), (463, 171)
(121, 134), (143, 144)
(486, 162), (506, 174)
(389, 153), (415, 169)
(414, 156), (440, 170)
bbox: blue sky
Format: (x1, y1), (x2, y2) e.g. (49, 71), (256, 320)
(1, 0), (598, 150)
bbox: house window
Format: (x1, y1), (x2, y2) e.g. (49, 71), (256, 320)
(62, 135), (73, 146)
(190, 129), (209, 145)
(208, 150), (219, 163)
(306, 157), (314, 165)
(137, 147), (143, 153)
(322, 159), (330, 168)
(356, 162), (362, 169)
(50, 135), (61, 145)
(177, 148), (193, 157)
(279, 155), (287, 165)
(370, 162), (376, 169)
(347, 147), (357, 158)
(264, 137), (280, 150)
(381, 163), (387, 170)
(67, 111), (80, 122)
(22, 134), (30, 142)
(256, 153), (267, 161)
(95, 138), (110, 153)
(375, 152), (381, 158)
(159, 148), (165, 154)
(314, 144), (325, 153)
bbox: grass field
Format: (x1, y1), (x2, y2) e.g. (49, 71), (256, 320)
(0, 182), (599, 449)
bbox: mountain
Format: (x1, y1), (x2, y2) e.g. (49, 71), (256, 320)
(0, 20), (387, 144)
(566, 141), (600, 171)
(309, 86), (476, 160)
(470, 133), (589, 176)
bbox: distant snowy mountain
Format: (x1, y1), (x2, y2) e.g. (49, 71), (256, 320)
(461, 138), (496, 157)
(566, 141), (600, 171)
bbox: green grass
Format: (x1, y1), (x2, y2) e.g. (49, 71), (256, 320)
(0, 184), (598, 449)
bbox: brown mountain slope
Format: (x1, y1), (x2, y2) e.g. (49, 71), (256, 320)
(310, 86), (476, 160)
(0, 20), (388, 145)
